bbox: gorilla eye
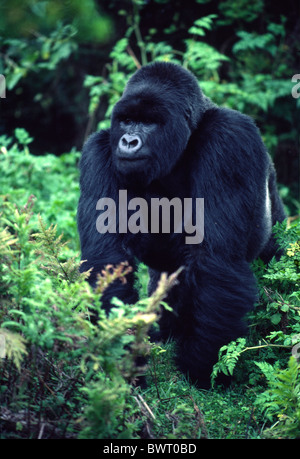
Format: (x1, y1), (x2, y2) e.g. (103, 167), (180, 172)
(123, 118), (132, 125)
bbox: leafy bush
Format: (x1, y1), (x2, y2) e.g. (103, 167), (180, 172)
(0, 189), (169, 438)
(0, 129), (80, 248)
(255, 356), (300, 439)
(211, 217), (300, 438)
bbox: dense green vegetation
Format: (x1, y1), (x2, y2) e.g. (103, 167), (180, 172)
(0, 0), (299, 439)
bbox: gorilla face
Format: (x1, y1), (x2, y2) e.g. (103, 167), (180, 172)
(110, 64), (203, 187)
(110, 98), (162, 187)
(110, 93), (190, 187)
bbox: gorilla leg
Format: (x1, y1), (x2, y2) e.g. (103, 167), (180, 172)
(166, 258), (258, 388)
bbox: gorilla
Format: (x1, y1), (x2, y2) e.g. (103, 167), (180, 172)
(77, 62), (286, 388)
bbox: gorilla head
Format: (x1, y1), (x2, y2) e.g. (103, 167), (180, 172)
(110, 62), (205, 187)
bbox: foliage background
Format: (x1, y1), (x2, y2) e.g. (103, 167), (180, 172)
(0, 0), (299, 440)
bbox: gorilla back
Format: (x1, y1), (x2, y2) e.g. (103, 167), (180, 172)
(77, 62), (286, 388)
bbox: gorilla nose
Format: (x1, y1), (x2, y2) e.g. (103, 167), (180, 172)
(119, 134), (142, 154)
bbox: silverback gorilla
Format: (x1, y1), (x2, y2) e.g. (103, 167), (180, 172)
(77, 62), (286, 388)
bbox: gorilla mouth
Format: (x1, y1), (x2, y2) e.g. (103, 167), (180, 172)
(116, 156), (150, 170)
(115, 156), (150, 178)
(117, 156), (149, 162)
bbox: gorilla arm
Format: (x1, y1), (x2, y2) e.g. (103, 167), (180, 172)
(77, 130), (138, 310)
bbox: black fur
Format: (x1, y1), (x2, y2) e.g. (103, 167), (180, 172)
(77, 62), (286, 388)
